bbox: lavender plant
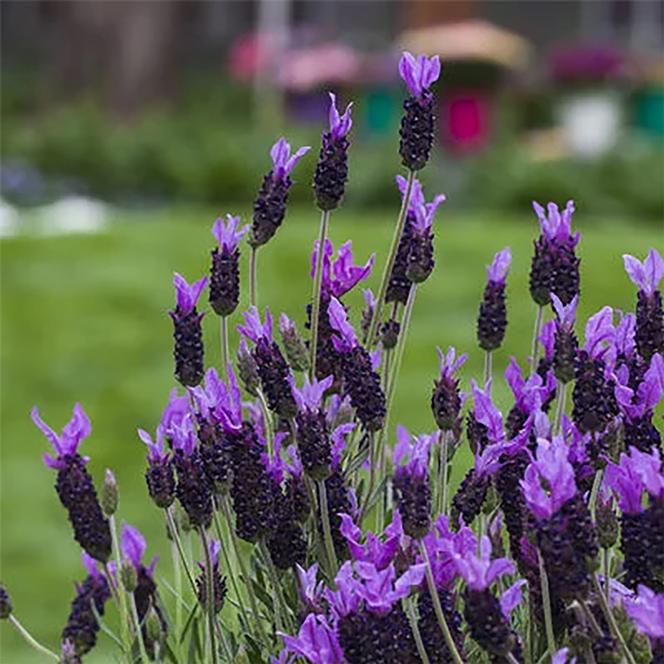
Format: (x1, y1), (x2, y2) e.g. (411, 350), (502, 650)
(5, 51), (664, 664)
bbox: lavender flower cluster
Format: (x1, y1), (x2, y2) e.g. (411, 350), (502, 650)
(3, 51), (663, 664)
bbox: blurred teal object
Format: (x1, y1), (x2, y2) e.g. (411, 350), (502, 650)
(634, 88), (664, 138)
(363, 87), (398, 136)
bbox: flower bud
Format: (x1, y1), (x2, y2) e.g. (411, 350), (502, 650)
(120, 562), (137, 593)
(380, 319), (400, 350)
(0, 585), (12, 619)
(101, 469), (118, 517)
(145, 608), (164, 647)
(279, 315), (309, 372)
(237, 340), (260, 396)
(596, 500), (619, 549)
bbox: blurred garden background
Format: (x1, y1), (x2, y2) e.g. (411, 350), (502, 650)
(1, 1), (663, 661)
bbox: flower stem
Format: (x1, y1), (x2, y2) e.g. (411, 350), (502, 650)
(404, 599), (431, 664)
(483, 350), (492, 385)
(602, 548), (610, 604)
(366, 170), (415, 346)
(258, 539), (289, 633)
(554, 381), (567, 433)
(530, 305), (544, 371)
(309, 209), (331, 379)
(249, 245), (258, 308)
(537, 550), (557, 656)
(418, 541), (464, 664)
(166, 507), (197, 595)
(8, 615), (59, 661)
(109, 515), (131, 651)
(219, 494), (269, 645)
(220, 315), (230, 374)
(588, 468), (604, 521)
(127, 589), (150, 664)
(198, 527), (219, 664)
(318, 478), (339, 583)
(592, 575), (638, 664)
(170, 539), (183, 654)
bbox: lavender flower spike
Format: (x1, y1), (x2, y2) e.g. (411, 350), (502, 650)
(210, 214), (249, 317)
(398, 52), (440, 171)
(251, 138), (310, 246)
(314, 93), (353, 210)
(551, 293), (579, 384)
(431, 346), (467, 431)
(138, 425), (176, 509)
(478, 248), (511, 351)
(624, 248), (664, 361)
(32, 404), (112, 562)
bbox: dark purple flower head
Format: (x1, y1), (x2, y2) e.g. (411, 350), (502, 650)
(211, 214), (249, 253)
(520, 436), (577, 520)
(290, 375), (333, 412)
(532, 200), (579, 246)
(551, 292), (578, 330)
(487, 247), (512, 285)
(270, 137), (311, 182)
(393, 426), (432, 481)
(605, 446), (664, 513)
(171, 273), (207, 317)
(471, 380), (505, 445)
(238, 305), (273, 344)
(311, 239), (374, 299)
(450, 531), (515, 591)
(398, 51), (441, 98)
(121, 523), (157, 575)
(279, 613), (344, 664)
(338, 510), (403, 570)
(32, 404), (92, 470)
(327, 296), (358, 353)
(396, 175), (446, 234)
(625, 584), (664, 643)
(623, 248), (664, 297)
(615, 353), (664, 420)
(328, 92), (353, 140)
(583, 305), (615, 361)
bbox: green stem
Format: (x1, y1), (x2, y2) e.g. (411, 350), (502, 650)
(537, 550), (557, 656)
(249, 245), (258, 308)
(419, 541), (464, 664)
(530, 305), (544, 371)
(258, 539), (289, 633)
(436, 432), (450, 516)
(309, 209), (331, 379)
(366, 170), (415, 345)
(359, 432), (376, 523)
(166, 507), (197, 595)
(592, 575), (637, 664)
(318, 478), (339, 583)
(588, 468), (604, 521)
(602, 548), (610, 604)
(220, 316), (230, 374)
(109, 515), (131, 651)
(170, 539), (183, 656)
(219, 494), (269, 645)
(257, 390), (274, 457)
(8, 615), (59, 661)
(127, 590), (150, 664)
(483, 350), (492, 385)
(376, 347), (393, 527)
(405, 599), (431, 664)
(554, 381), (567, 433)
(198, 528), (219, 664)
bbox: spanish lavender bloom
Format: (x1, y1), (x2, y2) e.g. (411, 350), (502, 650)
(551, 293), (579, 384)
(237, 337), (260, 396)
(279, 313), (309, 372)
(529, 200), (580, 306)
(431, 346), (467, 433)
(572, 306), (619, 434)
(625, 584), (664, 658)
(32, 404), (112, 562)
(121, 524), (167, 652)
(209, 214), (249, 316)
(61, 553), (110, 657)
(624, 248), (664, 361)
(170, 272), (207, 387)
(314, 93), (352, 211)
(522, 436), (599, 600)
(137, 424), (176, 509)
(328, 297), (386, 431)
(311, 238), (375, 301)
(338, 510), (403, 571)
(239, 306), (297, 419)
(291, 375), (334, 480)
(171, 416), (214, 529)
(551, 647), (577, 664)
(605, 447), (664, 590)
(251, 137), (310, 247)
(392, 426), (433, 538)
(279, 613), (344, 664)
(451, 533), (522, 658)
(284, 444), (311, 523)
(477, 248), (511, 351)
(360, 289), (376, 343)
(398, 52), (440, 171)
(195, 539), (227, 614)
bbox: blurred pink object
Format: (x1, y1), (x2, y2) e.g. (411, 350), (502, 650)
(441, 91), (491, 154)
(229, 33), (277, 82)
(278, 43), (361, 91)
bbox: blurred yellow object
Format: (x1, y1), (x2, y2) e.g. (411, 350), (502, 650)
(398, 20), (532, 71)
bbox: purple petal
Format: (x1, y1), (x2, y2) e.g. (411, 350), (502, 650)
(487, 248), (511, 284)
(121, 523), (146, 569)
(327, 297), (357, 351)
(211, 214), (249, 252)
(328, 92), (353, 140)
(584, 306), (615, 359)
(31, 406), (62, 456)
(644, 248), (664, 295)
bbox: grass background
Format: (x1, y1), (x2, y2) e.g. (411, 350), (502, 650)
(1, 203), (661, 662)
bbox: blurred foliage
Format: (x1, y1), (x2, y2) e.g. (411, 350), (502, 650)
(2, 71), (663, 222)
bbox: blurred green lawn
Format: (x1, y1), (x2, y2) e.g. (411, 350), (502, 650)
(1, 204), (660, 662)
